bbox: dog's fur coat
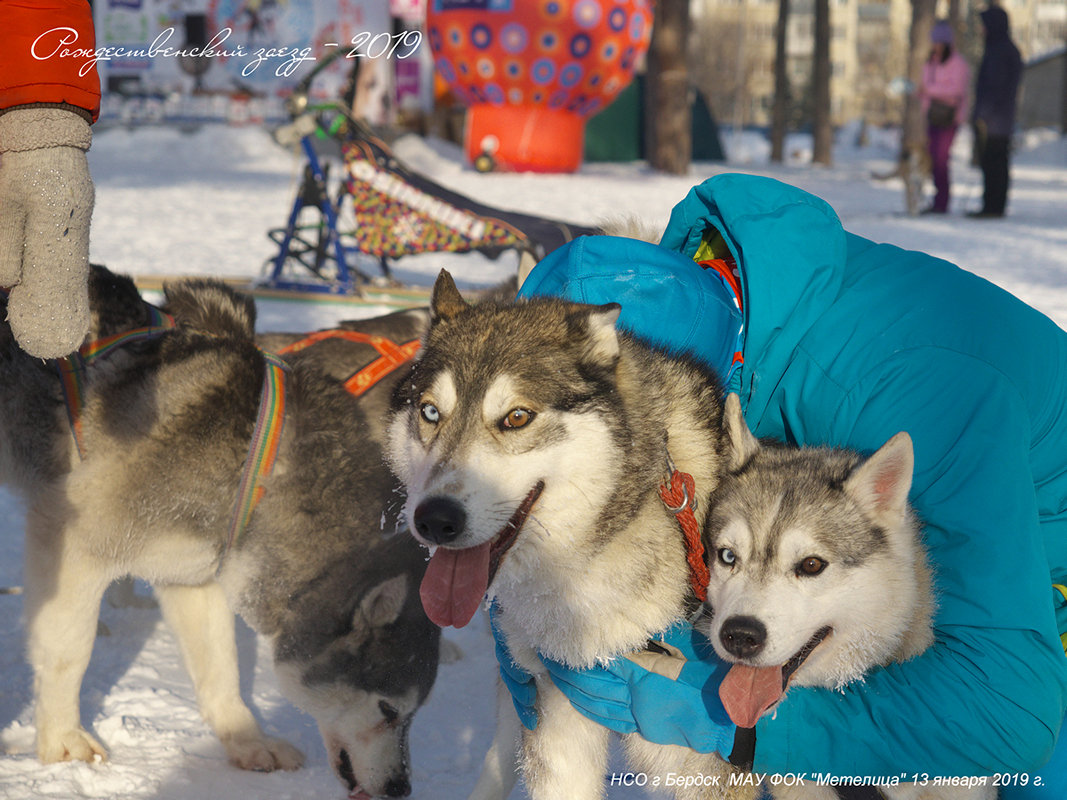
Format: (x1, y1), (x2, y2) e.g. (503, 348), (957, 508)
(698, 395), (994, 800)
(0, 269), (439, 798)
(386, 271), (753, 800)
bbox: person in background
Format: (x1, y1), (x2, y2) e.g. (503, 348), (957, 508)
(969, 4), (1022, 219)
(919, 20), (970, 215)
(0, 0), (100, 358)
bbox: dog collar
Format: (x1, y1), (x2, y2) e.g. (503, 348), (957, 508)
(659, 454), (710, 602)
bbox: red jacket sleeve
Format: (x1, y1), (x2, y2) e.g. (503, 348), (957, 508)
(1, 0), (101, 122)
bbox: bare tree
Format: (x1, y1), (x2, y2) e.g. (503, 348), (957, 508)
(1063, 31), (1067, 134)
(811, 0), (832, 164)
(690, 15), (760, 133)
(901, 0), (937, 214)
(770, 0), (791, 162)
(646, 0), (691, 175)
(948, 0), (962, 30)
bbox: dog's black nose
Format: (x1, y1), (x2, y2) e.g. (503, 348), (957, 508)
(413, 496), (466, 544)
(720, 615), (767, 659)
(385, 775), (411, 797)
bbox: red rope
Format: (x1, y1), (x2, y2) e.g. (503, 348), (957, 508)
(659, 468), (709, 602)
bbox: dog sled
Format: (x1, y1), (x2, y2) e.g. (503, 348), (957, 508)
(262, 54), (596, 296)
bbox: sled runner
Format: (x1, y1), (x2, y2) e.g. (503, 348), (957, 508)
(262, 54), (596, 296)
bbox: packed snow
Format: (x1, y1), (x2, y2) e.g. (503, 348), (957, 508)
(1, 119), (1065, 799)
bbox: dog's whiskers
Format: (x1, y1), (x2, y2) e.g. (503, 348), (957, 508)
(525, 513), (551, 541)
(563, 477), (597, 509)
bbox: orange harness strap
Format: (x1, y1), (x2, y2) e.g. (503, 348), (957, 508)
(278, 330), (420, 397)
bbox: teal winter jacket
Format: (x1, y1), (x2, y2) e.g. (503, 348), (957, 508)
(521, 174), (1067, 778)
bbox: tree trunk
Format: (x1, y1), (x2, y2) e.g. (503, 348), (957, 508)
(948, 0), (961, 27)
(1062, 33), (1067, 134)
(902, 0), (937, 214)
(812, 0), (832, 165)
(646, 0), (691, 175)
(770, 0), (791, 163)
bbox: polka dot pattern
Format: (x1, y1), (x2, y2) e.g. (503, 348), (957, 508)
(427, 0), (651, 117)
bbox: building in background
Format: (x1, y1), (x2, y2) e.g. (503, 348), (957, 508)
(85, 0), (1064, 132)
(1020, 46), (1065, 130)
(690, 0), (1065, 130)
(90, 0), (433, 126)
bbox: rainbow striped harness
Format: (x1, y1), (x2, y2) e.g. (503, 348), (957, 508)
(54, 306), (289, 567)
(222, 351), (288, 566)
(56, 304), (176, 459)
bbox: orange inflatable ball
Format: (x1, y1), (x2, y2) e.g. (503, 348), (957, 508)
(427, 0), (653, 173)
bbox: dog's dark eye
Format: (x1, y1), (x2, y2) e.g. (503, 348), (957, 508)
(379, 700), (399, 724)
(796, 556), (827, 577)
(501, 408), (534, 430)
(717, 548), (737, 567)
(420, 403), (440, 424)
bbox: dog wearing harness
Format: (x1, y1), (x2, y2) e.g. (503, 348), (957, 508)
(0, 266), (440, 798)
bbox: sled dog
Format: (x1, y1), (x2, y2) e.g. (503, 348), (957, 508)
(0, 268), (440, 799)
(386, 271), (753, 800)
(698, 394), (995, 800)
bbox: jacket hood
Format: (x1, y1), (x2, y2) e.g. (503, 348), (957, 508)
(658, 174), (848, 417)
(980, 5), (1011, 41)
(518, 233), (744, 381)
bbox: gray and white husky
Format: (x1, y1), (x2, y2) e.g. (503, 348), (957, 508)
(0, 268), (440, 799)
(386, 271), (754, 800)
(698, 394), (994, 800)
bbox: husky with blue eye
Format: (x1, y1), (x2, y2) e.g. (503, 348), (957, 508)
(386, 270), (755, 800)
(697, 394), (995, 800)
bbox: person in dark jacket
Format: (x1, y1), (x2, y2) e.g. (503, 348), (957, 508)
(969, 4), (1023, 218)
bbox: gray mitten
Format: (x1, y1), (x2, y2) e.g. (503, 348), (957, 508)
(0, 107), (94, 358)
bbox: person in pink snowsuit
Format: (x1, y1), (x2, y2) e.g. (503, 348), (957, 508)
(920, 20), (971, 214)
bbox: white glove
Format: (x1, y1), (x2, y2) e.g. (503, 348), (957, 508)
(0, 107), (94, 358)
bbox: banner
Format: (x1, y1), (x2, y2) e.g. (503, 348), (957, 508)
(92, 0), (391, 99)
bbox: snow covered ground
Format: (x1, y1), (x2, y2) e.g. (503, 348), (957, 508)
(1, 120), (1066, 799)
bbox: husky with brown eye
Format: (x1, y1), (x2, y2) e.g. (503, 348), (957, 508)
(698, 395), (994, 800)
(386, 269), (758, 800)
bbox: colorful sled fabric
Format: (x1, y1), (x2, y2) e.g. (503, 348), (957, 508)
(340, 122), (596, 259)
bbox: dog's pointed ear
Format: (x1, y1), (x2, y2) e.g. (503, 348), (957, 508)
(356, 574), (408, 629)
(723, 393), (760, 470)
(430, 270), (468, 322)
(579, 303), (621, 365)
(844, 432), (914, 528)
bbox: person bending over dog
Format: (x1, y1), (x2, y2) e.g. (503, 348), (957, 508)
(498, 174), (1067, 797)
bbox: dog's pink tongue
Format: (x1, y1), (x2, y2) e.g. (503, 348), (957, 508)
(719, 664), (784, 729)
(419, 542), (491, 628)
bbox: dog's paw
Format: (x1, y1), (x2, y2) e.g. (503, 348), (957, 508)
(223, 734), (304, 772)
(37, 727), (108, 764)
